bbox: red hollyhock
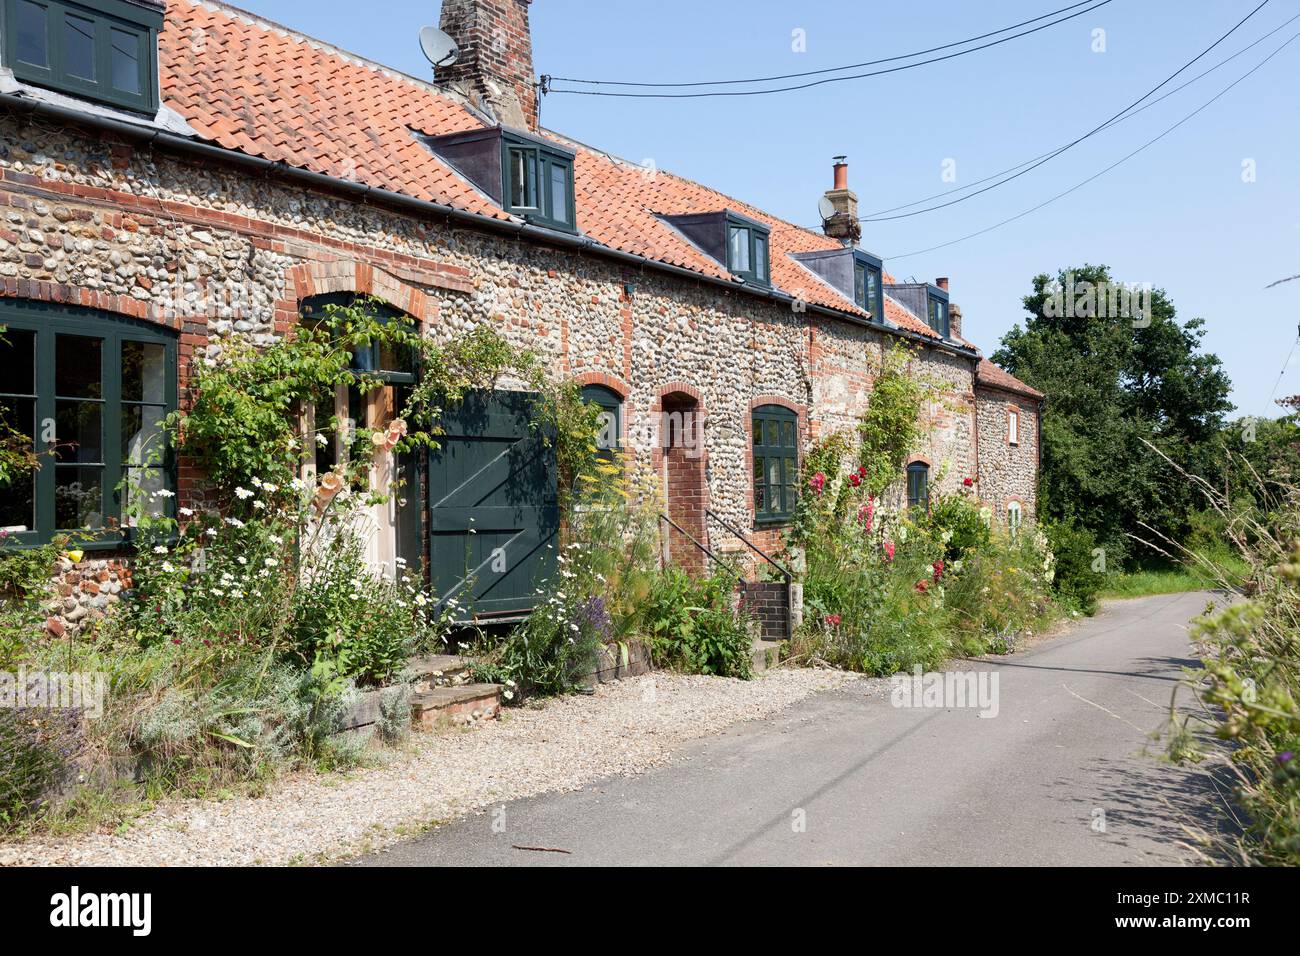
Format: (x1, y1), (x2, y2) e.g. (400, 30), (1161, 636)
(963, 477), (973, 487)
(849, 473), (861, 487)
(915, 580), (928, 593)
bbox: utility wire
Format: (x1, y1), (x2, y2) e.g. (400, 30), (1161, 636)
(548, 0), (1101, 89)
(545, 0), (1115, 99)
(855, 10), (1300, 221)
(860, 0), (1271, 222)
(1267, 336), (1300, 410)
(883, 27), (1300, 262)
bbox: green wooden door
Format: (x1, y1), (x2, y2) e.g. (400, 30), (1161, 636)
(428, 390), (558, 621)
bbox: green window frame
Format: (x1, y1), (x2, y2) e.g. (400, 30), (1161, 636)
(752, 404), (798, 523)
(501, 134), (576, 233)
(927, 292), (950, 337)
(726, 214), (771, 287)
(580, 384), (622, 466)
(853, 254), (883, 320)
(2, 0), (161, 114)
(0, 299), (177, 548)
(907, 462), (929, 511)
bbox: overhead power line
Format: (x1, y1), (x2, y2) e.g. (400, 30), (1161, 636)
(548, 0), (1102, 89)
(882, 27), (1300, 262)
(856, 10), (1300, 221)
(858, 0), (1271, 223)
(543, 0), (1116, 99)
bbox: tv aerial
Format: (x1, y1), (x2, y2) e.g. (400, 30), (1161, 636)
(419, 25), (460, 68)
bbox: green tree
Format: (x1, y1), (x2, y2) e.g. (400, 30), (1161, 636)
(992, 264), (1232, 562)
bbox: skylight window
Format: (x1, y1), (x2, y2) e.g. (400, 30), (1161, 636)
(2, 0), (161, 113)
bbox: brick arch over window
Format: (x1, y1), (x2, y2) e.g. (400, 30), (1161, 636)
(282, 261), (438, 335)
(571, 371), (630, 399)
(0, 281), (182, 332)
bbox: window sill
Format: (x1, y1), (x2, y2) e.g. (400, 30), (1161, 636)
(753, 517), (793, 530)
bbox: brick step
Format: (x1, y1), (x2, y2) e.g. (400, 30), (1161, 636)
(410, 683), (502, 730)
(403, 653), (472, 691)
(751, 639), (785, 673)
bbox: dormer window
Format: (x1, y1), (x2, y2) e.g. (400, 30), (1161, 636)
(3, 0), (161, 113)
(852, 252), (883, 319)
(927, 287), (950, 337)
(725, 214), (770, 286)
(502, 133), (575, 232)
(421, 127), (578, 235)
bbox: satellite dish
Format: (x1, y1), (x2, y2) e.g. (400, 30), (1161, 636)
(419, 25), (459, 67)
(817, 195), (836, 223)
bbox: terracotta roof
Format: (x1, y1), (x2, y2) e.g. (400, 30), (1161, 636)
(977, 358), (1044, 400)
(156, 1), (942, 339)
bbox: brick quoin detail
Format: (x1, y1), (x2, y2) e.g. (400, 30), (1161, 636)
(285, 260), (440, 334)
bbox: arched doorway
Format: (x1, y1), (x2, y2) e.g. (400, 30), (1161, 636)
(659, 389), (709, 574)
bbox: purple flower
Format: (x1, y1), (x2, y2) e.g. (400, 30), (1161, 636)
(1277, 751), (1294, 765)
(579, 594), (612, 642)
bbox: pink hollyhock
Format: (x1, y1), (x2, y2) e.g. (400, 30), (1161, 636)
(883, 540), (895, 562)
(933, 559), (945, 583)
(858, 496), (875, 532)
(825, 613), (842, 627)
(915, 580), (928, 593)
(809, 472), (826, 495)
(858, 465), (867, 477)
(963, 477), (973, 488)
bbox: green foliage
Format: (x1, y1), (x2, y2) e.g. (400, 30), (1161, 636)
(945, 530), (1058, 656)
(643, 569), (754, 679)
(475, 464), (664, 698)
(916, 491), (991, 562)
(0, 539), (63, 670)
(1043, 519), (1105, 614)
(992, 264), (1232, 564)
(856, 344), (932, 497)
(0, 707), (85, 832)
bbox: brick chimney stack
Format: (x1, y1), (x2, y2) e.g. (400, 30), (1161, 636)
(821, 156), (861, 245)
(435, 0), (538, 131)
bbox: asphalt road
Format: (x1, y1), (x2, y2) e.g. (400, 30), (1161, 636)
(356, 591), (1234, 867)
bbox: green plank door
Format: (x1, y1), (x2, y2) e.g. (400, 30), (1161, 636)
(427, 390), (558, 620)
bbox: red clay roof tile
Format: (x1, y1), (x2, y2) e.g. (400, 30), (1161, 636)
(158, 1), (944, 340)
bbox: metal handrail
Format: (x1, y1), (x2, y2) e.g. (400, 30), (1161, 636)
(705, 508), (793, 582)
(658, 513), (745, 583)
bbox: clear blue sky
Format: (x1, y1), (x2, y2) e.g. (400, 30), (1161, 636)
(233, 0), (1300, 418)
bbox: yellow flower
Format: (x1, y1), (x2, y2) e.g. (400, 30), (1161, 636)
(65, 549), (84, 564)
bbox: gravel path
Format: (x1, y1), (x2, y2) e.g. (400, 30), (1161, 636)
(0, 668), (858, 866)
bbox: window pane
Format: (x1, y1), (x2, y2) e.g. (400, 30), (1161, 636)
(754, 235), (767, 280)
(122, 404), (166, 466)
(784, 457), (797, 486)
(754, 480), (765, 513)
(55, 400), (102, 463)
(56, 335), (101, 398)
(55, 466), (103, 529)
(765, 420), (778, 446)
(781, 420), (795, 447)
(0, 327), (36, 394)
(854, 265), (866, 307)
(110, 27), (141, 94)
(15, 0), (48, 68)
(0, 397), (35, 531)
(64, 13), (95, 80)
(728, 226), (750, 272)
(123, 467), (167, 525)
(752, 421), (761, 446)
(767, 458), (780, 492)
(549, 162), (570, 225)
(121, 341), (166, 402)
(509, 149), (534, 208)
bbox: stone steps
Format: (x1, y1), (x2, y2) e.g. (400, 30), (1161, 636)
(751, 639), (785, 673)
(403, 653), (472, 692)
(410, 684), (502, 730)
